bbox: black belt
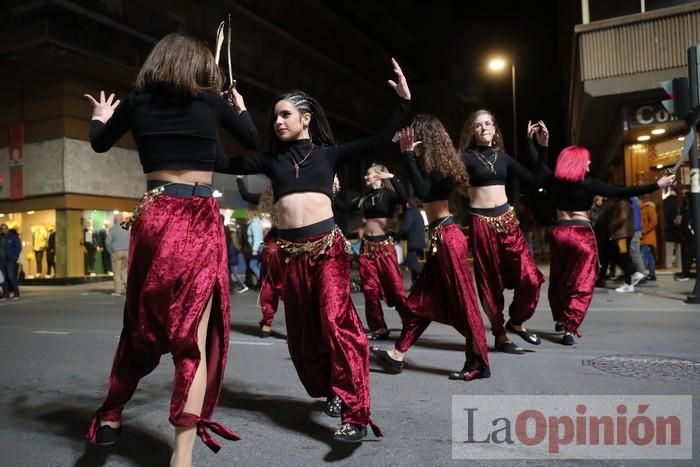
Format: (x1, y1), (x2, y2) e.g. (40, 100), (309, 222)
(428, 216), (455, 229)
(557, 219), (591, 227)
(364, 234), (389, 242)
(469, 203), (509, 217)
(278, 217), (335, 241)
(147, 180), (214, 198)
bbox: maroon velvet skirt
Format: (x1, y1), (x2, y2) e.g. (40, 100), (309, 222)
(259, 229), (282, 327)
(86, 194), (236, 452)
(548, 223), (598, 336)
(358, 238), (410, 331)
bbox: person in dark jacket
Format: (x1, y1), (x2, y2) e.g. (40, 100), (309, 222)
(1, 224), (21, 299)
(398, 198), (426, 287)
(676, 194), (696, 281)
(663, 187), (682, 269)
(609, 198), (645, 292)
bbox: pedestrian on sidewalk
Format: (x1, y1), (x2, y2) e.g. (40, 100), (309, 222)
(0, 224), (21, 300)
(105, 214), (130, 296)
(640, 198), (658, 281)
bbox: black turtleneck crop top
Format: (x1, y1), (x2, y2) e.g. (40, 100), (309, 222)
(89, 91), (259, 172)
(527, 139), (659, 211)
(236, 177), (261, 205)
(216, 99), (410, 202)
(403, 151), (454, 202)
(462, 146), (536, 186)
(333, 177), (408, 218)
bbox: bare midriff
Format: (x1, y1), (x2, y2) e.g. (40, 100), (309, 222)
(468, 185), (509, 209)
(423, 200), (451, 223)
(275, 192), (334, 229)
(556, 209), (591, 222)
(145, 169), (214, 185)
(364, 218), (390, 236)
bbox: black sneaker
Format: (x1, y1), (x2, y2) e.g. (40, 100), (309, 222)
(324, 394), (343, 418)
(554, 322), (565, 332)
(370, 347), (403, 373)
(332, 423), (367, 443)
(675, 274), (690, 282)
(646, 275), (656, 281)
(95, 425), (122, 447)
(561, 333), (575, 346)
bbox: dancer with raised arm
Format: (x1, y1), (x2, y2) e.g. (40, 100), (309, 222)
(528, 121), (675, 344)
(216, 58), (411, 442)
(84, 33), (259, 466)
(371, 116), (490, 382)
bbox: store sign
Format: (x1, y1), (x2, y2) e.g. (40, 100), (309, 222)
(8, 123), (23, 199)
(624, 103), (678, 129)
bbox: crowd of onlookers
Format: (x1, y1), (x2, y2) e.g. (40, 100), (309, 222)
(0, 223), (22, 300)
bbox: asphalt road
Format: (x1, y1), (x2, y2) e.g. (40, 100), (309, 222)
(0, 272), (698, 467)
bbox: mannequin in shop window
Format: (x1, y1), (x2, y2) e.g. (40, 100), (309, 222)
(31, 224), (48, 278)
(47, 224), (56, 277)
(82, 219), (97, 275)
(97, 221), (112, 274)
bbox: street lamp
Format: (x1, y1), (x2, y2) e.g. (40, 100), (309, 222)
(487, 55), (518, 199)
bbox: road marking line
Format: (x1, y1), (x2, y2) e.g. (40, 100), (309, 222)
(229, 339), (273, 346)
(32, 330), (72, 335)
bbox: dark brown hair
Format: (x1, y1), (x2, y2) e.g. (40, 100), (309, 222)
(412, 114), (469, 189)
(135, 33), (223, 95)
(457, 109), (505, 153)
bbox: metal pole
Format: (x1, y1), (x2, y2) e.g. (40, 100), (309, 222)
(511, 62), (520, 202)
(687, 45), (700, 303)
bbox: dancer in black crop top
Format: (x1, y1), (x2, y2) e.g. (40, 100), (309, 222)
(527, 125), (675, 345)
(83, 33), (257, 464)
(335, 163), (411, 341)
(219, 58), (412, 443)
(456, 110), (544, 355)
(371, 114), (491, 383)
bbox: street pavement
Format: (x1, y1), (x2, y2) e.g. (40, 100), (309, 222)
(0, 268), (698, 466)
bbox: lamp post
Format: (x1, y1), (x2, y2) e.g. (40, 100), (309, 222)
(488, 55), (519, 200)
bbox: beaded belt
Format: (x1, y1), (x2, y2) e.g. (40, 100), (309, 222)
(121, 182), (214, 230)
(427, 217), (453, 255)
(361, 236), (395, 258)
(277, 226), (340, 262)
(472, 206), (519, 234)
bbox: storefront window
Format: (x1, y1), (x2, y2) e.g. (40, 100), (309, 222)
(0, 209), (57, 279)
(81, 210), (131, 276)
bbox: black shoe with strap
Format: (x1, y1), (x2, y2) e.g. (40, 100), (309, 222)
(95, 425), (122, 447)
(370, 347), (403, 373)
(366, 330), (390, 341)
(496, 340), (526, 355)
(505, 320), (541, 345)
(448, 362), (491, 381)
(324, 394), (343, 418)
(561, 333), (575, 346)
(333, 423), (367, 443)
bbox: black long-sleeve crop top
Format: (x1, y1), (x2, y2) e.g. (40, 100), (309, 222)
(403, 151), (454, 202)
(236, 177), (261, 205)
(89, 91), (259, 172)
(462, 146), (536, 186)
(527, 139), (659, 211)
(333, 177), (408, 218)
(215, 99), (410, 202)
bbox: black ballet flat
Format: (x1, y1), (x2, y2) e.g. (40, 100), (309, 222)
(496, 341), (526, 355)
(258, 327), (271, 338)
(561, 333), (575, 346)
(95, 425), (122, 447)
(324, 394), (343, 418)
(333, 423), (367, 443)
(366, 330), (390, 341)
(554, 322), (565, 333)
(370, 347), (403, 374)
(448, 365), (491, 381)
(506, 321), (541, 345)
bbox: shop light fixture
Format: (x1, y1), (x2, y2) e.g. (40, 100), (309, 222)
(651, 128), (666, 135)
(656, 164), (664, 169)
(538, 188), (544, 192)
(212, 189), (223, 198)
(678, 136), (685, 141)
(637, 135), (651, 141)
(113, 210), (120, 214)
(0, 214), (4, 218)
(26, 210), (35, 215)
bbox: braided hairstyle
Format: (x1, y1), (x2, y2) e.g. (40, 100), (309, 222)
(267, 90), (336, 153)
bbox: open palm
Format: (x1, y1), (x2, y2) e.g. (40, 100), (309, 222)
(84, 91), (120, 123)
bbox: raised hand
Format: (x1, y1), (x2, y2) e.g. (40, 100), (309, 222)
(83, 91), (120, 124)
(657, 173), (676, 189)
(224, 83), (247, 113)
(527, 120), (538, 139)
(534, 120), (549, 147)
(387, 58), (411, 101)
(398, 127), (422, 153)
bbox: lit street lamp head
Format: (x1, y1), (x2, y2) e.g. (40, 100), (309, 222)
(488, 57), (507, 72)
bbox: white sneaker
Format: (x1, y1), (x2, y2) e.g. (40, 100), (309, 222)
(615, 283), (635, 293)
(631, 272), (645, 286)
(236, 285), (249, 294)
